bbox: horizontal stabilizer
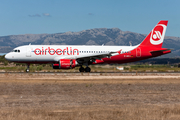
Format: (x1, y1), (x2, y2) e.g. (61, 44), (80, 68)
(150, 49), (172, 53)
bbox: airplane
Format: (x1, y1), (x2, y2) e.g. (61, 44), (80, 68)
(5, 20), (171, 72)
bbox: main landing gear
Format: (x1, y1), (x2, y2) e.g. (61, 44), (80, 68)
(79, 66), (91, 72)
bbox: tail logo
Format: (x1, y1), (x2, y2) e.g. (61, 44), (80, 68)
(150, 24), (166, 45)
(153, 31), (162, 40)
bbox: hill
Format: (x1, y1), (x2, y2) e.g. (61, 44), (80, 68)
(0, 28), (179, 57)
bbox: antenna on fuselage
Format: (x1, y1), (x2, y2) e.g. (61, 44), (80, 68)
(102, 44), (104, 46)
(29, 43), (31, 45)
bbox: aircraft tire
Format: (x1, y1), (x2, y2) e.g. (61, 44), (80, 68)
(26, 69), (29, 73)
(79, 67), (85, 72)
(85, 67), (91, 72)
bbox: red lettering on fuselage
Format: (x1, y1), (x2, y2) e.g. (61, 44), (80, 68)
(73, 49), (79, 55)
(34, 47), (79, 56)
(56, 48), (62, 55)
(48, 47), (56, 55)
(34, 48), (41, 55)
(42, 47), (44, 55)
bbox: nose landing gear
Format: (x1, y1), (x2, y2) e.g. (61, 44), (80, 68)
(26, 64), (30, 73)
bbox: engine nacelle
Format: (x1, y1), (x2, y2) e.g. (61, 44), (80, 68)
(52, 59), (77, 69)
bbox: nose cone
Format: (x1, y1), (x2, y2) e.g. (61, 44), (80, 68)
(5, 53), (11, 61)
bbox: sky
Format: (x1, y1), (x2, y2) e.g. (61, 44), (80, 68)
(0, 0), (180, 37)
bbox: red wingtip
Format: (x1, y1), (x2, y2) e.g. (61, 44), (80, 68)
(158, 20), (168, 26)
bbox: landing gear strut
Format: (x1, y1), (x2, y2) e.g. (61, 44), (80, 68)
(26, 64), (30, 73)
(79, 66), (91, 72)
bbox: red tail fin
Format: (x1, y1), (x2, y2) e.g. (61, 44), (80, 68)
(139, 20), (168, 48)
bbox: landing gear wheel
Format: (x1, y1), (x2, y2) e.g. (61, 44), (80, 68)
(26, 64), (30, 73)
(26, 69), (29, 73)
(85, 67), (91, 72)
(79, 67), (85, 72)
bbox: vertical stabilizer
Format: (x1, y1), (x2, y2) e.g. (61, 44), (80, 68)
(139, 20), (168, 48)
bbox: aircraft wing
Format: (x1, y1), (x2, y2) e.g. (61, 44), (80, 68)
(53, 51), (118, 63)
(77, 51), (117, 59)
(75, 51), (118, 63)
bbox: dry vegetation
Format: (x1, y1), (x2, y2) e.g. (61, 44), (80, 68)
(1, 73), (180, 120)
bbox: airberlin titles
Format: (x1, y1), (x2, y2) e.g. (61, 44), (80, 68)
(34, 47), (79, 55)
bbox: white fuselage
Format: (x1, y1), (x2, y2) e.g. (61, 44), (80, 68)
(5, 45), (137, 63)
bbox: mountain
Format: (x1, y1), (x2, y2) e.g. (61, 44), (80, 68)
(0, 28), (179, 57)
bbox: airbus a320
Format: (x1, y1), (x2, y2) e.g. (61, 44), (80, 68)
(5, 20), (171, 72)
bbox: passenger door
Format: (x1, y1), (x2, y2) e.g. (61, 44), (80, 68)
(26, 47), (31, 57)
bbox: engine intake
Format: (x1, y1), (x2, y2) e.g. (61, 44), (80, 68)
(52, 59), (77, 69)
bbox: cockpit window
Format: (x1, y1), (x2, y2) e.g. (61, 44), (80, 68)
(13, 49), (20, 53)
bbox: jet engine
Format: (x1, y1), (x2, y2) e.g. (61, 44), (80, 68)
(52, 59), (77, 69)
